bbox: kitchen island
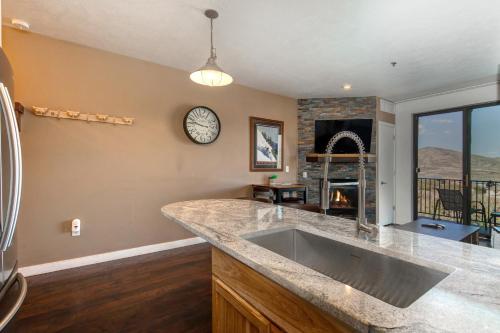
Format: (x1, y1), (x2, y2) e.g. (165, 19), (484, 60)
(161, 199), (500, 332)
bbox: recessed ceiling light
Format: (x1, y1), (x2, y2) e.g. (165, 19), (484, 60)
(11, 18), (30, 31)
(342, 83), (352, 91)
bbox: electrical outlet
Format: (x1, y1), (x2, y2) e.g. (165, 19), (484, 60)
(71, 219), (81, 236)
(285, 165), (290, 173)
(302, 171), (308, 178)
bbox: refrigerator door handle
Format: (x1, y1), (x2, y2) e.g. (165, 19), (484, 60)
(0, 83), (22, 251)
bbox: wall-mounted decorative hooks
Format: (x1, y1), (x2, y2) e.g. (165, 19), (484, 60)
(33, 106), (48, 116)
(31, 106), (135, 126)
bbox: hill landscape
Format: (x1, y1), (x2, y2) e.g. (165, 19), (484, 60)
(417, 147), (500, 220)
(418, 147), (500, 181)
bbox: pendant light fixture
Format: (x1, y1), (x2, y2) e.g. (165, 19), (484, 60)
(190, 9), (233, 87)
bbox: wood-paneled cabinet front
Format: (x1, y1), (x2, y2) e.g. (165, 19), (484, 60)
(212, 277), (283, 333)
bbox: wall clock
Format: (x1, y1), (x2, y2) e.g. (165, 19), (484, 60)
(183, 106), (221, 144)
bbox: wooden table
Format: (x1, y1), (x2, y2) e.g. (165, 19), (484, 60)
(390, 218), (480, 245)
(252, 184), (308, 204)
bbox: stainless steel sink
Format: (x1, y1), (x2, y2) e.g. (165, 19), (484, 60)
(244, 229), (449, 308)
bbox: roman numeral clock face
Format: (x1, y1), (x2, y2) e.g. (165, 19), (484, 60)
(183, 106), (221, 144)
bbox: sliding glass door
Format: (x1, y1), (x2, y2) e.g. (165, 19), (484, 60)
(415, 111), (465, 222)
(414, 101), (500, 232)
(470, 104), (500, 229)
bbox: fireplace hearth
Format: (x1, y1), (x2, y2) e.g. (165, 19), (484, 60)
(319, 179), (358, 219)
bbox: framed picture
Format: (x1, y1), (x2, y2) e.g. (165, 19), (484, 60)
(250, 117), (284, 171)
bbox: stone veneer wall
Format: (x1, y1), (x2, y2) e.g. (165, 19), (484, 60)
(297, 97), (377, 222)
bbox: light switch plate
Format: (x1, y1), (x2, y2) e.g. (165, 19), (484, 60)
(302, 171), (308, 178)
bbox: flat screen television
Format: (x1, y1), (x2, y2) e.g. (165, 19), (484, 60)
(314, 119), (373, 154)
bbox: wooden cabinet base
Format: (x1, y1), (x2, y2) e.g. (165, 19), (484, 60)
(213, 277), (282, 333)
(212, 247), (354, 333)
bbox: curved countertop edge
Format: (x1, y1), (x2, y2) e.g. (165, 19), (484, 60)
(161, 199), (500, 333)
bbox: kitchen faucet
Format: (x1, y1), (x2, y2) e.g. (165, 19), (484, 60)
(320, 131), (376, 233)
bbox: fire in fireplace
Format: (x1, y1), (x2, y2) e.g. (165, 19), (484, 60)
(319, 179), (359, 219)
(332, 189), (351, 208)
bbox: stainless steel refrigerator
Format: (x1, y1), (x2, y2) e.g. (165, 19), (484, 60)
(0, 48), (26, 330)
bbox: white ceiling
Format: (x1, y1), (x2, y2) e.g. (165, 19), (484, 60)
(3, 0), (500, 101)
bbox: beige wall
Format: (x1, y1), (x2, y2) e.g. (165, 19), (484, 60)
(3, 27), (298, 266)
(0, 2), (2, 47)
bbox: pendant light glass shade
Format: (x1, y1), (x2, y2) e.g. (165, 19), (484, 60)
(190, 57), (233, 87)
(190, 9), (233, 87)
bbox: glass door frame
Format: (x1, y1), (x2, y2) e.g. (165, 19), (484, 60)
(412, 100), (500, 224)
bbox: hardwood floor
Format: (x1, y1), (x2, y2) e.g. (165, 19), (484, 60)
(4, 243), (212, 333)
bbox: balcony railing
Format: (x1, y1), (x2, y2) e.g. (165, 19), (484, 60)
(417, 177), (499, 226)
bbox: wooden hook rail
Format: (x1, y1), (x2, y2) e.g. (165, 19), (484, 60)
(31, 106), (135, 126)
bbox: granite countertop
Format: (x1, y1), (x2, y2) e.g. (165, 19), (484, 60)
(161, 199), (500, 332)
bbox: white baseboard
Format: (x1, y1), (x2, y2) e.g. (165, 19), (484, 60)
(19, 237), (206, 277)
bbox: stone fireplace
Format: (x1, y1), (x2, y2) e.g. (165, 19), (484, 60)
(298, 97), (377, 222)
